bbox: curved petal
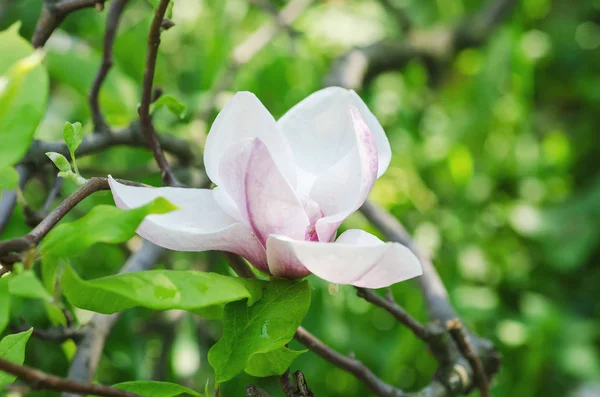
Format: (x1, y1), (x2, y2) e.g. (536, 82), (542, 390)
(204, 91), (297, 189)
(311, 108), (379, 242)
(108, 176), (268, 272)
(218, 139), (309, 246)
(266, 230), (422, 288)
(278, 86), (391, 191)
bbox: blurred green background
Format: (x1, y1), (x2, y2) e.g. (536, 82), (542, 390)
(1, 0), (599, 396)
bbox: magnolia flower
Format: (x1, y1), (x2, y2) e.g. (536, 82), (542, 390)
(109, 87), (421, 288)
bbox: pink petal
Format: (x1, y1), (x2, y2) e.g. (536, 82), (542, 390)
(204, 91), (297, 189)
(278, 86), (391, 194)
(218, 139), (309, 246)
(311, 108), (379, 242)
(108, 176), (268, 272)
(266, 230), (422, 287)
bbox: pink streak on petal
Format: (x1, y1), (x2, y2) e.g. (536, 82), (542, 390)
(219, 139), (310, 247)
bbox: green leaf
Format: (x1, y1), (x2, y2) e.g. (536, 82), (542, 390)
(62, 265), (264, 314)
(245, 347), (307, 377)
(8, 271), (53, 302)
(57, 170), (87, 186)
(150, 94), (187, 119)
(0, 23), (48, 169)
(0, 277), (10, 334)
(40, 197), (177, 259)
(0, 167), (19, 190)
(0, 328), (33, 386)
(114, 381), (202, 397)
(45, 152), (71, 173)
(63, 121), (83, 155)
(208, 280), (310, 383)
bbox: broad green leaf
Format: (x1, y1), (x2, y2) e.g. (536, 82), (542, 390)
(0, 23), (48, 169)
(150, 94), (187, 119)
(62, 265), (264, 314)
(40, 197), (177, 259)
(41, 255), (64, 294)
(0, 167), (19, 190)
(0, 328), (33, 386)
(63, 121), (83, 156)
(114, 381), (202, 397)
(45, 152), (71, 173)
(208, 280), (311, 383)
(0, 277), (10, 334)
(245, 347), (307, 377)
(8, 271), (53, 302)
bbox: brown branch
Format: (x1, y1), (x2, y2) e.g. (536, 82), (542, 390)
(294, 326), (405, 397)
(138, 0), (180, 187)
(0, 357), (141, 397)
(356, 288), (429, 340)
(0, 177), (144, 257)
(90, 0), (130, 133)
(15, 325), (83, 343)
(447, 320), (491, 397)
(32, 0), (102, 48)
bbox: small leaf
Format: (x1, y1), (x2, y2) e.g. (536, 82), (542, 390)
(114, 381), (202, 397)
(150, 94), (186, 119)
(8, 271), (53, 302)
(0, 277), (10, 334)
(63, 121), (83, 155)
(45, 152), (71, 173)
(245, 347), (306, 377)
(62, 265), (264, 314)
(0, 328), (33, 386)
(0, 167), (19, 190)
(40, 197), (177, 259)
(208, 280), (311, 383)
(57, 170), (87, 186)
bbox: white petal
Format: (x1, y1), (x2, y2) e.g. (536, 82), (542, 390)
(278, 86), (391, 192)
(204, 91), (297, 188)
(266, 230), (421, 287)
(108, 176), (267, 271)
(218, 139), (309, 246)
(311, 108), (379, 242)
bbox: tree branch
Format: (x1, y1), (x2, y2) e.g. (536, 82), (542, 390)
(0, 357), (141, 397)
(447, 320), (490, 397)
(138, 0), (180, 187)
(89, 0), (129, 133)
(0, 177), (144, 257)
(32, 0), (102, 48)
(356, 288), (430, 341)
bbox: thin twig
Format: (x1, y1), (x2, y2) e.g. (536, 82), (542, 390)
(447, 320), (491, 397)
(0, 177), (144, 257)
(0, 357), (141, 397)
(356, 288), (430, 340)
(31, 0), (101, 48)
(11, 324), (83, 343)
(138, 0), (180, 187)
(24, 176), (63, 227)
(294, 326), (404, 397)
(90, 0), (130, 133)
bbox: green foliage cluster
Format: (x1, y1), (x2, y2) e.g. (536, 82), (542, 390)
(0, 0), (599, 396)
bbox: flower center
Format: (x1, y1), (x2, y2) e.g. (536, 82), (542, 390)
(300, 195), (324, 242)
